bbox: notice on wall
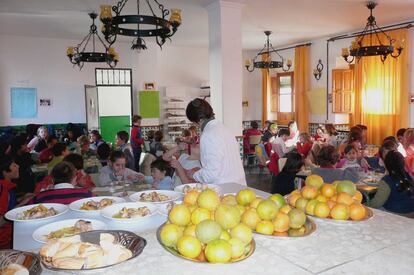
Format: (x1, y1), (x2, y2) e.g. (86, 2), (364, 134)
(11, 87), (37, 118)
(139, 90), (160, 118)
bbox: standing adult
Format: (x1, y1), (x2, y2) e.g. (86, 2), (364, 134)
(130, 115), (144, 172)
(185, 99), (246, 185)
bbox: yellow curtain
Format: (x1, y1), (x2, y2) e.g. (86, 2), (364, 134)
(294, 46), (310, 132)
(352, 29), (409, 145)
(261, 53), (270, 124)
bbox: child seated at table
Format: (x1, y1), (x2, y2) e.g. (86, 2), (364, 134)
(368, 151), (414, 217)
(311, 145), (360, 183)
(0, 157), (34, 248)
(97, 142), (111, 167)
(99, 150), (140, 186)
(38, 135), (58, 163)
(139, 159), (174, 190)
(271, 152), (304, 195)
(63, 153), (95, 189)
(47, 142), (70, 173)
(336, 144), (362, 169)
(76, 135), (96, 159)
(296, 133), (313, 157)
(116, 131), (134, 170)
(149, 131), (166, 157)
(32, 161), (94, 204)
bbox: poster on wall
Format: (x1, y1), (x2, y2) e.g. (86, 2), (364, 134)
(11, 87), (37, 118)
(39, 98), (52, 106)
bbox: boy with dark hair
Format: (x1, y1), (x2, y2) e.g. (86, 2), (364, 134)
(63, 153), (96, 189)
(149, 131), (166, 157)
(130, 115), (144, 172)
(32, 161), (94, 204)
(116, 131), (134, 169)
(272, 128), (293, 158)
(97, 142), (111, 167)
(138, 159), (174, 190)
(1, 157), (33, 248)
(47, 142), (70, 173)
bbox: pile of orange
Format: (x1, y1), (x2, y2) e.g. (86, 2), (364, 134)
(289, 175), (367, 221)
(234, 190), (308, 237)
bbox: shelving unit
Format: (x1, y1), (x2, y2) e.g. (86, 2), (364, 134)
(165, 97), (190, 140)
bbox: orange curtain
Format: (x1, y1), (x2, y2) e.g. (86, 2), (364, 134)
(261, 53), (270, 124)
(294, 46), (310, 132)
(352, 29), (409, 145)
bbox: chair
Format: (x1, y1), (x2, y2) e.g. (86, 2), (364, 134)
(245, 135), (262, 173)
(255, 144), (269, 175)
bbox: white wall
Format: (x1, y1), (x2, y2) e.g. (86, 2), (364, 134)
(0, 34), (209, 126)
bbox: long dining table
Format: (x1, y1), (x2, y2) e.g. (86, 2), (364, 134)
(13, 183), (414, 275)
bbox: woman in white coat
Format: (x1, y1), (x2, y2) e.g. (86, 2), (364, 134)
(183, 99), (247, 186)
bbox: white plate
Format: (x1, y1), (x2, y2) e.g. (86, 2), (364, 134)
(129, 190), (182, 204)
(32, 218), (107, 243)
(158, 200), (183, 216)
(101, 202), (158, 222)
(174, 183), (222, 194)
(69, 196), (126, 213)
(5, 203), (68, 222)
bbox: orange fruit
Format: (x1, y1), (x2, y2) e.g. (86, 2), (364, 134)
(269, 194), (286, 208)
(337, 192), (354, 206)
(177, 235), (202, 259)
(280, 205), (292, 214)
(295, 197), (309, 212)
(321, 184), (336, 198)
(305, 199), (319, 215)
(305, 175), (324, 190)
(326, 200), (336, 210)
(184, 190), (200, 205)
(249, 197), (263, 209)
(169, 205), (191, 226)
(336, 180), (357, 196)
(330, 203), (350, 220)
(272, 231), (288, 237)
(256, 221), (274, 235)
(314, 202), (330, 218)
(289, 193), (302, 207)
(272, 212), (290, 233)
(316, 195), (327, 203)
(236, 189), (256, 206)
(290, 190), (301, 196)
(349, 203), (366, 221)
(331, 195), (338, 202)
(301, 186), (318, 200)
(353, 191), (363, 203)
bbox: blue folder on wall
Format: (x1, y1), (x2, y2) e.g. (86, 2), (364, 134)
(11, 87), (37, 118)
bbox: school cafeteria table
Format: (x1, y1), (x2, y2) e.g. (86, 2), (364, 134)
(13, 183), (414, 275)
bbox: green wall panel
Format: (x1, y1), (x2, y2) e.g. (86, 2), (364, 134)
(99, 116), (131, 144)
(139, 91), (160, 118)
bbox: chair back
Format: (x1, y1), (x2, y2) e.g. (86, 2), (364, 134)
(255, 144), (269, 166)
(249, 135), (262, 146)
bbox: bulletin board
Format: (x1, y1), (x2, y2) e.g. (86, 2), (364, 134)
(139, 90), (160, 118)
(11, 87), (37, 118)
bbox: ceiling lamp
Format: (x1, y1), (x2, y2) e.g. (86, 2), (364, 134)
(100, 0), (182, 51)
(245, 31), (292, 73)
(342, 1), (404, 63)
(67, 13), (118, 69)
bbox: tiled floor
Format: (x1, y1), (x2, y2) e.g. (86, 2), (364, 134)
(244, 166), (272, 193)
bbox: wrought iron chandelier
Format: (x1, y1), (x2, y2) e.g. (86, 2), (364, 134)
(245, 31), (292, 73)
(100, 0), (182, 51)
(342, 1), (404, 63)
(67, 13), (118, 69)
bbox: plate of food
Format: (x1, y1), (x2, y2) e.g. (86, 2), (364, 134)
(158, 200), (183, 216)
(5, 203), (68, 222)
(0, 250), (42, 275)
(174, 183), (222, 195)
(40, 230), (146, 271)
(69, 196), (126, 213)
(32, 219), (107, 243)
(129, 190), (182, 204)
(101, 202), (158, 222)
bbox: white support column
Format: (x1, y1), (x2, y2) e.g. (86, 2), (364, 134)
(207, 0), (245, 136)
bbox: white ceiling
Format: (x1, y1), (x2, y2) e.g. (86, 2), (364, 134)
(0, 0), (413, 50)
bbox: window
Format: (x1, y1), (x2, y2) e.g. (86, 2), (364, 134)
(279, 74), (294, 112)
(271, 72), (294, 125)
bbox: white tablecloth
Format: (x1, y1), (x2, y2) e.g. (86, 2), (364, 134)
(13, 183), (414, 274)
